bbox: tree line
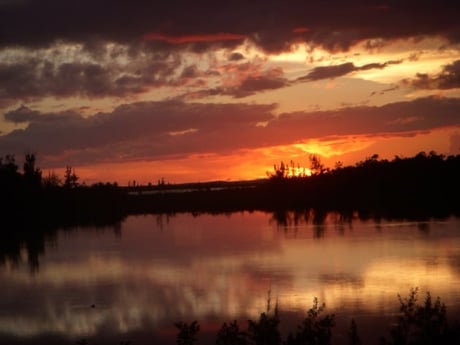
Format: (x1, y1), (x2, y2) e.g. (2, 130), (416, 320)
(265, 152), (460, 218)
(1, 151), (460, 226)
(0, 153), (126, 230)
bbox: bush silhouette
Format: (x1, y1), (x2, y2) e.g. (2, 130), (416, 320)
(285, 297), (335, 345)
(380, 288), (458, 345)
(173, 290), (459, 345)
(175, 320), (200, 345)
(216, 320), (248, 345)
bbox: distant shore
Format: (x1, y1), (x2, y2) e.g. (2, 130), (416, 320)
(2, 151), (460, 229)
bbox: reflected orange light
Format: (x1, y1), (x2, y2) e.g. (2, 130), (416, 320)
(2, 213), (460, 338)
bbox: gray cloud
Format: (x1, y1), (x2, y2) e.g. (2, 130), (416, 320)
(4, 105), (40, 123)
(180, 64), (290, 99)
(228, 52), (245, 61)
(238, 75), (289, 95)
(265, 97), (460, 140)
(1, 0), (458, 109)
(195, 75), (290, 99)
(0, 50), (181, 104)
(298, 62), (356, 81)
(0, 101), (276, 164)
(370, 85), (400, 97)
(1, 1), (459, 54)
(179, 65), (200, 79)
(1, 97), (459, 167)
(404, 59), (460, 90)
(298, 60), (402, 82)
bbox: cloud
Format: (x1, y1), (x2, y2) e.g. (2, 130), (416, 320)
(236, 75), (290, 97)
(404, 59), (460, 90)
(292, 27), (310, 34)
(298, 60), (402, 82)
(1, 1), (459, 53)
(180, 63), (290, 99)
(179, 65), (200, 79)
(298, 63), (356, 81)
(265, 97), (460, 140)
(0, 101), (277, 164)
(143, 32), (246, 44)
(370, 85), (399, 97)
(228, 52), (245, 61)
(188, 75), (290, 99)
(3, 105), (40, 123)
(1, 97), (459, 167)
(450, 132), (460, 154)
(0, 45), (182, 104)
(0, 1), (457, 108)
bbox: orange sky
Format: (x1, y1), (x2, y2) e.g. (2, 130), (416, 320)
(0, 1), (459, 185)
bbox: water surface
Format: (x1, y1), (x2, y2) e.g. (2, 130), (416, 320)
(1, 211), (460, 344)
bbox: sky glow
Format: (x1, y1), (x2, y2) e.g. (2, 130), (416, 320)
(0, 1), (459, 184)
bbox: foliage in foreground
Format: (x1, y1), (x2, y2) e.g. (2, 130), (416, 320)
(380, 288), (459, 345)
(174, 289), (459, 345)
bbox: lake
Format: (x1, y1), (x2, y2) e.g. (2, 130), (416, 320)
(1, 210), (460, 344)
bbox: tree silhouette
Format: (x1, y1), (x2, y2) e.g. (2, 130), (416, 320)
(285, 297), (335, 345)
(216, 320), (247, 345)
(380, 288), (451, 345)
(309, 155), (327, 176)
(348, 319), (361, 345)
(175, 320), (200, 345)
(64, 165), (79, 188)
(23, 153), (42, 189)
(42, 171), (62, 188)
(271, 161), (289, 180)
(247, 309), (281, 345)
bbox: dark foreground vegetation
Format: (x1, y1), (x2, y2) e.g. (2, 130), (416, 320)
(173, 289), (460, 345)
(73, 288), (459, 345)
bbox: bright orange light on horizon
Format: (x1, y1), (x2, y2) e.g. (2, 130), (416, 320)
(41, 128), (458, 186)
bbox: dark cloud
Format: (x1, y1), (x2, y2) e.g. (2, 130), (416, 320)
(298, 62), (356, 81)
(1, 1), (457, 107)
(370, 85), (399, 97)
(0, 100), (276, 164)
(1, 97), (459, 167)
(182, 74), (290, 99)
(1, 1), (459, 53)
(180, 65), (199, 79)
(179, 64), (290, 99)
(237, 75), (290, 96)
(144, 32), (245, 44)
(404, 59), (460, 90)
(298, 60), (402, 81)
(266, 97), (460, 140)
(228, 52), (245, 61)
(0, 50), (181, 104)
(3, 105), (40, 123)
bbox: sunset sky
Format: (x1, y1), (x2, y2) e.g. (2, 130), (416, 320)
(1, 0), (459, 184)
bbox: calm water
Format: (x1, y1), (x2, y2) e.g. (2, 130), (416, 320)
(1, 211), (460, 344)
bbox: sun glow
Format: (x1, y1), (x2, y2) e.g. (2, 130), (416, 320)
(51, 127), (455, 185)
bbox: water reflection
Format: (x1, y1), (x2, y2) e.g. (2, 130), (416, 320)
(1, 211), (460, 344)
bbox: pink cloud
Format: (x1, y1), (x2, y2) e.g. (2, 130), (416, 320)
(292, 27), (310, 34)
